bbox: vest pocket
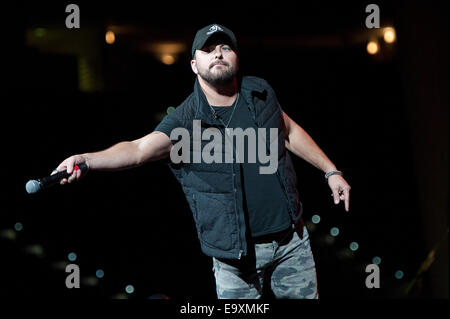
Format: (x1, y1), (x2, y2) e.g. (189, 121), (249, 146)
(192, 192), (234, 251)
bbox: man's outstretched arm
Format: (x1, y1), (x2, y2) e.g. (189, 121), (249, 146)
(281, 111), (351, 211)
(54, 131), (172, 184)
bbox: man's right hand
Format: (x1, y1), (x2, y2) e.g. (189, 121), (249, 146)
(52, 154), (89, 185)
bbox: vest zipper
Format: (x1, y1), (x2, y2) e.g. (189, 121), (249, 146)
(216, 124), (246, 260)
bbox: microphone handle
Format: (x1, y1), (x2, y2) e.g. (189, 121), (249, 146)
(39, 163), (88, 189)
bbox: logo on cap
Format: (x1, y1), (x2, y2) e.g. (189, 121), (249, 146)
(206, 25), (224, 35)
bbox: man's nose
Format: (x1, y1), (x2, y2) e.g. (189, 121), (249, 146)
(213, 46), (223, 58)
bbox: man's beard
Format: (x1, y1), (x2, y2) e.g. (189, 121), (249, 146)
(198, 63), (238, 86)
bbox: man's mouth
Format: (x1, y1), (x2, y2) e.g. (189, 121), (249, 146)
(211, 62), (228, 68)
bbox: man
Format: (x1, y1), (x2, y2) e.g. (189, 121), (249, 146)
(54, 24), (351, 299)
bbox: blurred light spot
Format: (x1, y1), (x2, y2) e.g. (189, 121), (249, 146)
(25, 244), (45, 258)
(147, 293), (170, 299)
(306, 221), (316, 233)
(372, 256), (381, 265)
(161, 54), (175, 65)
(105, 30), (115, 44)
(96, 269), (105, 279)
(367, 41), (379, 55)
(383, 27), (396, 43)
(154, 112), (166, 122)
(395, 270), (404, 279)
(112, 293), (128, 299)
(77, 55), (104, 92)
(33, 28), (46, 37)
(311, 215), (321, 224)
(125, 284), (134, 294)
(166, 106), (175, 115)
(0, 229), (16, 241)
(330, 227), (339, 237)
(51, 260), (69, 271)
(324, 234), (335, 245)
(14, 222), (23, 232)
(350, 242), (359, 251)
(337, 248), (353, 260)
(148, 42), (186, 55)
(82, 276), (99, 287)
(147, 42), (186, 65)
(68, 252), (77, 262)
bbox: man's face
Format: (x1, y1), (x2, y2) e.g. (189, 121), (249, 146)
(191, 39), (239, 86)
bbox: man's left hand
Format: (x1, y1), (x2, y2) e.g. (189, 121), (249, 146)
(328, 175), (351, 212)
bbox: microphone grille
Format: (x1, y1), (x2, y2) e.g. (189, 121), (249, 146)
(26, 180), (41, 194)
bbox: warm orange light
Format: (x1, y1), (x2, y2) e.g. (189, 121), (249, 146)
(147, 42), (186, 65)
(161, 54), (175, 65)
(383, 27), (396, 43)
(105, 31), (115, 44)
(367, 41), (379, 55)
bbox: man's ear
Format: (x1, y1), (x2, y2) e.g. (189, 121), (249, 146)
(190, 59), (198, 75)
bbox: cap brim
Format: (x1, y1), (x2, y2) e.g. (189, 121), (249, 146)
(192, 31), (237, 58)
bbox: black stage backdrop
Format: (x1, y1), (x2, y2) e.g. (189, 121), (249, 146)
(0, 0), (447, 304)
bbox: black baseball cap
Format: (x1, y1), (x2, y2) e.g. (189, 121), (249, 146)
(191, 24), (237, 58)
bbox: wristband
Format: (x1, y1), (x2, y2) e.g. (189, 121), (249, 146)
(325, 170), (343, 179)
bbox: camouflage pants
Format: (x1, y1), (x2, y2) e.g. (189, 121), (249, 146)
(212, 225), (319, 299)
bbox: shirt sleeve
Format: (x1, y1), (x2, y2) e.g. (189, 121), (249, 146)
(153, 113), (182, 139)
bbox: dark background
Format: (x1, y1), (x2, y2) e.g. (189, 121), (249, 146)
(0, 0), (447, 300)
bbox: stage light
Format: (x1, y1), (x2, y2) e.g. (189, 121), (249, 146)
(372, 256), (381, 265)
(68, 252), (77, 262)
(383, 27), (396, 43)
(161, 54), (175, 65)
(147, 42), (186, 65)
(367, 41), (379, 55)
(96, 269), (105, 279)
(311, 215), (321, 224)
(350, 242), (359, 251)
(330, 227), (340, 237)
(105, 30), (115, 45)
(14, 222), (23, 232)
(125, 284), (135, 294)
(395, 270), (404, 279)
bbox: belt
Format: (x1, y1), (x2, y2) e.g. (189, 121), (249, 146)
(250, 225), (293, 245)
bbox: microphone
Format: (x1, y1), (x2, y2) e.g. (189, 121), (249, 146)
(26, 163), (88, 194)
